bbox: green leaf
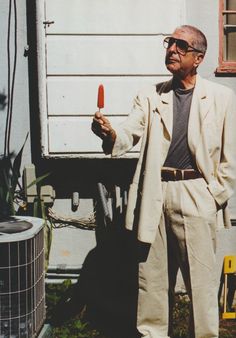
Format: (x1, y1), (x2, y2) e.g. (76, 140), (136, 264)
(33, 197), (40, 217)
(73, 320), (84, 330)
(11, 133), (29, 191)
(27, 172), (51, 189)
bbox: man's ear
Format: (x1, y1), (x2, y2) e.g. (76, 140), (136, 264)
(194, 52), (204, 67)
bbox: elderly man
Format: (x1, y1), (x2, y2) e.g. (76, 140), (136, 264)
(91, 25), (236, 338)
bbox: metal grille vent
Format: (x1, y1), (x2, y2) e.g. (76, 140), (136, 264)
(0, 217), (45, 338)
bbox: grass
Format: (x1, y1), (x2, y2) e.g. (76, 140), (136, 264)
(46, 281), (236, 338)
(46, 280), (106, 338)
(172, 294), (236, 338)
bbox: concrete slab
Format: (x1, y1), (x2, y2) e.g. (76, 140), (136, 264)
(48, 227), (97, 270)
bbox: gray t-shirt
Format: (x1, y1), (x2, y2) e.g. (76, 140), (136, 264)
(163, 87), (196, 169)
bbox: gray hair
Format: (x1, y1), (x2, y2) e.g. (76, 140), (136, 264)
(176, 25), (207, 54)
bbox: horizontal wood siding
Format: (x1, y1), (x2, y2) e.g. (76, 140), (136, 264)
(48, 116), (141, 154)
(47, 76), (168, 116)
(46, 36), (167, 75)
(45, 0), (181, 35)
(41, 0), (184, 157)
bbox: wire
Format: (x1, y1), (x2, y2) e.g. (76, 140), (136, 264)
(48, 208), (97, 231)
(4, 0), (12, 157)
(7, 0), (17, 156)
(4, 0), (17, 157)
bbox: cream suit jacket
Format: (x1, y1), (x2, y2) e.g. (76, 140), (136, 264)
(111, 75), (236, 243)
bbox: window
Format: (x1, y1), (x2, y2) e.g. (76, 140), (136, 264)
(217, 0), (236, 74)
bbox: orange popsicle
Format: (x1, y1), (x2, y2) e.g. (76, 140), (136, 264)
(97, 84), (104, 110)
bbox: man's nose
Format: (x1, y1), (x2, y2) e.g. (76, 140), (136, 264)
(168, 41), (177, 53)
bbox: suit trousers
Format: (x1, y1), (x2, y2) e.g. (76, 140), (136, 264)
(137, 178), (219, 338)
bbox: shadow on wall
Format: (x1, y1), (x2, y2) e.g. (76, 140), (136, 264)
(0, 92), (7, 110)
(49, 182), (146, 337)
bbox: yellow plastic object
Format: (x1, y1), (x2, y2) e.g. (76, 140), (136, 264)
(223, 255), (236, 274)
(222, 312), (236, 319)
(222, 256), (236, 319)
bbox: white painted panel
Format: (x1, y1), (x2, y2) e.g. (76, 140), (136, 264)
(46, 36), (167, 75)
(45, 0), (184, 34)
(40, 0), (186, 157)
(47, 76), (170, 116)
(48, 116), (141, 153)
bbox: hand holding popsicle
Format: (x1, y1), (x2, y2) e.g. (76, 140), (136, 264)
(91, 84), (116, 148)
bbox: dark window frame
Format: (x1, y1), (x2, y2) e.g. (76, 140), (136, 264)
(216, 0), (236, 75)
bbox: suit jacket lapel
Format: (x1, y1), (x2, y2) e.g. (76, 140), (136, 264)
(154, 79), (173, 142)
(188, 75), (212, 153)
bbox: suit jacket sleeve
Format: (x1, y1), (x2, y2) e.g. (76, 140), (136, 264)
(207, 89), (236, 206)
(110, 93), (148, 157)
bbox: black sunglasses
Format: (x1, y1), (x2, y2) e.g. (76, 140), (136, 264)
(163, 37), (203, 55)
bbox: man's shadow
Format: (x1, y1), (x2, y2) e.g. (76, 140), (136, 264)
(51, 185), (142, 338)
(82, 227), (139, 337)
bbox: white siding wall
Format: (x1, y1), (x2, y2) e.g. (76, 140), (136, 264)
(0, 0), (31, 163)
(38, 0), (186, 157)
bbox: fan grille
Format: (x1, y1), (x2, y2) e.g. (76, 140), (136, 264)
(0, 219), (45, 338)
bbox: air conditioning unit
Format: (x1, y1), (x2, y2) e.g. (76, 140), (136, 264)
(0, 216), (45, 338)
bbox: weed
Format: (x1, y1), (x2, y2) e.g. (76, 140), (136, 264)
(46, 283), (235, 338)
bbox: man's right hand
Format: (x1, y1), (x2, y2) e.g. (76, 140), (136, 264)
(91, 111), (116, 142)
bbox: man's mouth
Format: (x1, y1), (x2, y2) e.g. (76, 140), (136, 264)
(166, 58), (179, 64)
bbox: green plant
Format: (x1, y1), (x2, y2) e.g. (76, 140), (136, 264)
(0, 134), (51, 217)
(52, 319), (101, 338)
(0, 153), (16, 217)
(172, 294), (190, 338)
(172, 294), (236, 338)
(46, 281), (105, 338)
(0, 134), (28, 218)
(0, 137), (52, 269)
(46, 286), (236, 338)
